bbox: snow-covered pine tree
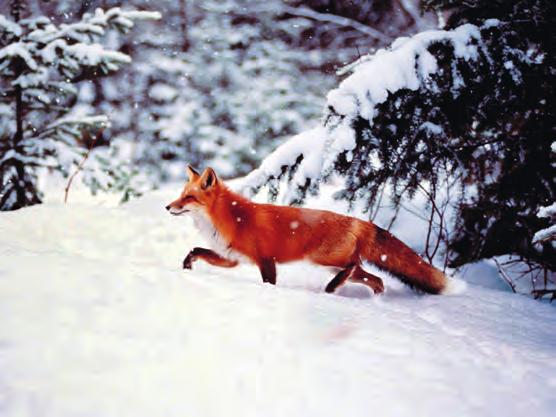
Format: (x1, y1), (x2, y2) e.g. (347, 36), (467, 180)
(0, 2), (159, 210)
(241, 0), (555, 291)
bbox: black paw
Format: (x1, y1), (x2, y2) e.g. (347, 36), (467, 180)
(182, 255), (193, 270)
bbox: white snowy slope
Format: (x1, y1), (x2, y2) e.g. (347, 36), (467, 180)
(0, 186), (555, 417)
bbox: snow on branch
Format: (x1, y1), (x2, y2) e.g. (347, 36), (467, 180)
(27, 7), (161, 45)
(5, 7), (161, 79)
(326, 23), (483, 120)
(46, 115), (109, 131)
(239, 22), (493, 199)
(0, 14), (22, 37)
(110, 9), (163, 22)
(533, 225), (556, 244)
(66, 43), (131, 67)
(0, 42), (38, 70)
(532, 141), (556, 244)
(239, 126), (327, 199)
(533, 198), (556, 244)
(538, 202), (556, 219)
(87, 7), (161, 32)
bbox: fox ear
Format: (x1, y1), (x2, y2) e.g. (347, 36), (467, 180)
(200, 167), (218, 190)
(186, 165), (200, 180)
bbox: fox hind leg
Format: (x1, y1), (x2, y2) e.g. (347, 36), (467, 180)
(324, 265), (355, 293)
(349, 266), (385, 294)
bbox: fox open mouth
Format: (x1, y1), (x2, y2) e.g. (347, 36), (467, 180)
(170, 208), (190, 216)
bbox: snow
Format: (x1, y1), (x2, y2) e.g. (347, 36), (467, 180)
(538, 202), (556, 219)
(149, 83), (178, 102)
(83, 8), (160, 37)
(0, 15), (22, 37)
(46, 114), (109, 130)
(1, 184), (555, 417)
(327, 24), (482, 120)
(419, 121), (444, 135)
(240, 126), (327, 196)
(534, 201), (556, 244)
(66, 43), (131, 67)
(533, 225), (556, 244)
(13, 68), (49, 89)
(26, 8), (160, 47)
(0, 42), (38, 71)
(533, 189), (555, 244)
(115, 10), (163, 22)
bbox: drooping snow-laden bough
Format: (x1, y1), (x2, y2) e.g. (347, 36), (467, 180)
(239, 23), (497, 202)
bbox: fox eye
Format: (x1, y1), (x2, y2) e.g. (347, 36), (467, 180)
(182, 195), (197, 202)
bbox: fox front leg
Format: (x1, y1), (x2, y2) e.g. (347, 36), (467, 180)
(183, 247), (238, 269)
(257, 258), (277, 285)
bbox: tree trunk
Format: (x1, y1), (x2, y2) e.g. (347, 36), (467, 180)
(178, 0), (190, 52)
(1, 0), (41, 210)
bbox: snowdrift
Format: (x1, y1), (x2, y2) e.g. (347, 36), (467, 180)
(0, 187), (554, 417)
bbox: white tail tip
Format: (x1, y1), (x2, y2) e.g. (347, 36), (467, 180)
(441, 278), (467, 295)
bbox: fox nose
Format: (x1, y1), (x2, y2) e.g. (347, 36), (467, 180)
(165, 205), (171, 211)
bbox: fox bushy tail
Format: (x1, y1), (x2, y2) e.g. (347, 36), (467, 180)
(363, 226), (447, 294)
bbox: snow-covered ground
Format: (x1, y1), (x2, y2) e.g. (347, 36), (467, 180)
(1, 183), (555, 417)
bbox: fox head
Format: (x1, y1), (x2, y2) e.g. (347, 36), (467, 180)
(166, 166), (220, 216)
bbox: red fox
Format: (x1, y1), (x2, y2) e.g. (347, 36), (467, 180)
(166, 166), (449, 295)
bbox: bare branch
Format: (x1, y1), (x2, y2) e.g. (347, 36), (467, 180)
(493, 258), (517, 293)
(274, 5), (394, 43)
(64, 131), (98, 204)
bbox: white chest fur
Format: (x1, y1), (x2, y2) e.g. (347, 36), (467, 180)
(189, 210), (244, 262)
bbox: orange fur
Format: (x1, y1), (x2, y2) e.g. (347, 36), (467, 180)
(166, 166), (447, 294)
